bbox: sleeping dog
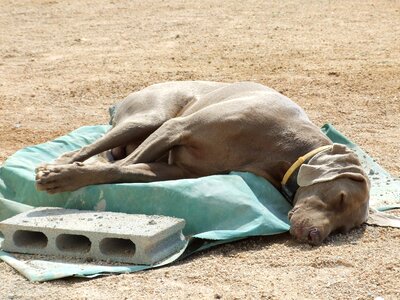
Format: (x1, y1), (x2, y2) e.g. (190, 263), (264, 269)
(36, 81), (370, 245)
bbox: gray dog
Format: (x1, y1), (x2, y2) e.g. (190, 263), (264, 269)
(36, 81), (371, 245)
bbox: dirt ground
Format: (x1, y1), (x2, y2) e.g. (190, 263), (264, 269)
(0, 0), (399, 299)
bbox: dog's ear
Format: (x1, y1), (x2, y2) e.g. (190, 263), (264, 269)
(367, 208), (400, 228)
(297, 144), (368, 186)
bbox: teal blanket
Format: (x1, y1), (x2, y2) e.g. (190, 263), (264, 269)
(0, 124), (399, 281)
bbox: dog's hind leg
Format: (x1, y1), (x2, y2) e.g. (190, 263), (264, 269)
(48, 90), (199, 165)
(53, 115), (166, 164)
(116, 117), (187, 166)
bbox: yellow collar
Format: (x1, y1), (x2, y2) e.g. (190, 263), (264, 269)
(281, 145), (333, 186)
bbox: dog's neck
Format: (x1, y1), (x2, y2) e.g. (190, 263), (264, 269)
(281, 145), (333, 203)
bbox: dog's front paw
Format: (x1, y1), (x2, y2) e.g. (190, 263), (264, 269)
(35, 165), (59, 193)
(35, 163), (86, 194)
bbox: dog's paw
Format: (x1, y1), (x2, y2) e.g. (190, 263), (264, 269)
(35, 162), (86, 194)
(35, 164), (51, 179)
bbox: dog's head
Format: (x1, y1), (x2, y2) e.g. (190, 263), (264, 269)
(289, 144), (370, 245)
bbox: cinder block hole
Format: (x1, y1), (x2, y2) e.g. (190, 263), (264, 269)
(13, 230), (48, 249)
(99, 238), (136, 257)
(56, 234), (91, 253)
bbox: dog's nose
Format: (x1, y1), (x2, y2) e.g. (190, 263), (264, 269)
(308, 228), (322, 245)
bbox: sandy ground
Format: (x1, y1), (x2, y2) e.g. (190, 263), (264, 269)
(0, 0), (399, 299)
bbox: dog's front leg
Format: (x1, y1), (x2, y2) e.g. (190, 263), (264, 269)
(35, 162), (188, 194)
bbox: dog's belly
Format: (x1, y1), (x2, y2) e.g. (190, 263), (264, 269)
(168, 144), (227, 176)
(168, 131), (272, 178)
(168, 142), (285, 186)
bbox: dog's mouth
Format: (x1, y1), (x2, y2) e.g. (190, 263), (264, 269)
(288, 208), (326, 245)
(290, 224), (323, 245)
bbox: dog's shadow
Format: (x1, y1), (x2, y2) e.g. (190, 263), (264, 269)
(51, 225), (367, 285)
(175, 224), (367, 266)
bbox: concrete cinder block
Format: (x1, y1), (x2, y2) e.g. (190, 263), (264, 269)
(0, 207), (186, 265)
